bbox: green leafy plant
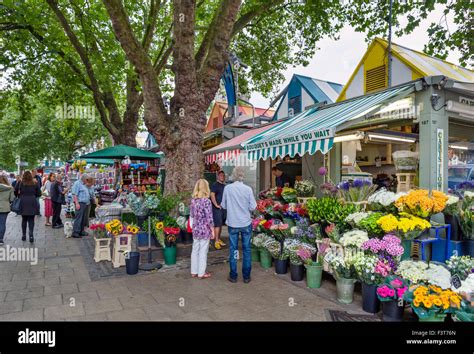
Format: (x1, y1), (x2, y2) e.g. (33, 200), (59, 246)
(306, 197), (358, 228)
(357, 212), (384, 236)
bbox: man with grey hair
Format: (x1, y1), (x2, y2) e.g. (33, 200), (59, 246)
(71, 174), (91, 238)
(221, 166), (257, 283)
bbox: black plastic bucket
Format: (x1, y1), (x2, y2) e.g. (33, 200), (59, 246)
(274, 259), (288, 274)
(290, 263), (304, 281)
(362, 283), (380, 314)
(125, 252), (140, 275)
(382, 300), (404, 322)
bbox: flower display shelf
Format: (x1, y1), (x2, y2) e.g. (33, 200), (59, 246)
(94, 237), (112, 263)
(112, 234), (132, 268)
(315, 239), (345, 273)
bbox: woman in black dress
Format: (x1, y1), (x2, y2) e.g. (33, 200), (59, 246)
(14, 170), (41, 243)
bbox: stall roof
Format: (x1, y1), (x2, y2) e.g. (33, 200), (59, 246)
(204, 122), (279, 164)
(242, 83), (415, 161)
(67, 158), (115, 165)
(80, 144), (163, 160)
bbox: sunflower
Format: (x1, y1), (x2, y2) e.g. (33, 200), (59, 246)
(127, 225), (133, 233)
(155, 222), (164, 230)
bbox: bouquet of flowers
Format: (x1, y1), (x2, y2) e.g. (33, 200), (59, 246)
(345, 211), (373, 228)
(325, 223), (341, 243)
(424, 264), (452, 290)
(377, 213), (431, 240)
(290, 218), (316, 245)
(164, 227), (180, 247)
(361, 234), (404, 259)
(251, 233), (273, 249)
(337, 180), (378, 203)
(446, 255), (473, 281)
(353, 253), (384, 285)
(368, 188), (405, 213)
(460, 192), (473, 239)
(338, 229), (369, 248)
(396, 260), (428, 284)
(404, 284), (462, 320)
(269, 223), (291, 242)
(357, 212), (384, 236)
(266, 240), (289, 260)
(306, 197), (358, 228)
(281, 187), (298, 203)
(376, 276), (408, 302)
(267, 187), (283, 201)
(443, 194), (460, 216)
(294, 180), (315, 197)
(395, 189), (448, 218)
(256, 198), (274, 215)
(296, 247), (314, 266)
(90, 223), (107, 238)
(154, 221), (165, 247)
(286, 240), (316, 265)
(125, 224), (140, 235)
(105, 219), (124, 236)
(126, 193), (148, 216)
(328, 253), (357, 279)
(319, 182), (338, 196)
(176, 216), (188, 231)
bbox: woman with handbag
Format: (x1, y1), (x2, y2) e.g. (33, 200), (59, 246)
(14, 170), (41, 243)
(42, 173), (55, 226)
(51, 174), (67, 229)
(0, 175), (15, 246)
(189, 179), (215, 280)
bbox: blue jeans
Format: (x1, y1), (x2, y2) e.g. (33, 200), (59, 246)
(228, 225), (252, 280)
(0, 212), (8, 241)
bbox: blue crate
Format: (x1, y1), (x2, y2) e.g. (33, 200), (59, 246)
(431, 239), (447, 262)
(447, 240), (464, 258)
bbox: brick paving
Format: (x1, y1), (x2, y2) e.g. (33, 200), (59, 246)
(0, 210), (367, 321)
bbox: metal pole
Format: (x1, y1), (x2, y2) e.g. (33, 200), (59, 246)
(387, 0), (393, 88)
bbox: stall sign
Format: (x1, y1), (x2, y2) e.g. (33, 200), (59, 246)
(459, 96), (474, 106)
(436, 128), (444, 191)
(245, 128), (334, 152)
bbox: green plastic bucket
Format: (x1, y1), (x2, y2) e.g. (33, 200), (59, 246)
(305, 263), (323, 288)
(251, 247), (260, 262)
(163, 246), (177, 265)
(259, 249), (272, 269)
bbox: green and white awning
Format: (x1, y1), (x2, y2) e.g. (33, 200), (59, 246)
(242, 83), (415, 160)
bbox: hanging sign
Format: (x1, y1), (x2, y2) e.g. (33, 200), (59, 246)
(436, 128), (444, 191)
(245, 128), (334, 152)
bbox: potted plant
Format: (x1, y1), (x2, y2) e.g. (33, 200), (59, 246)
(403, 284), (462, 322)
(328, 253), (357, 304)
(269, 223), (291, 273)
(354, 253), (384, 313)
(299, 243), (325, 289)
(376, 276), (408, 322)
(446, 255), (473, 281)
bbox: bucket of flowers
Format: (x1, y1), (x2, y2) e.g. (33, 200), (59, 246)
(105, 219), (124, 236)
(281, 187), (298, 203)
(376, 275), (408, 322)
(294, 180), (315, 204)
(298, 246), (323, 289)
(327, 252), (358, 304)
(403, 284), (462, 322)
(394, 189), (448, 219)
(90, 223), (107, 239)
(266, 240), (289, 274)
(163, 226), (180, 265)
(354, 253), (384, 313)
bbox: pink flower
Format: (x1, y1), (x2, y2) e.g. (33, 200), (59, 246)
(390, 278), (403, 288)
(388, 289), (395, 297)
(318, 167), (327, 176)
(278, 224), (289, 231)
(397, 286), (407, 298)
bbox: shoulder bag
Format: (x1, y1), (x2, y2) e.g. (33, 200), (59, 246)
(11, 183), (21, 214)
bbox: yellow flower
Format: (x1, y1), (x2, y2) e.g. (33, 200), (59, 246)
(413, 299), (421, 307)
(423, 299), (433, 309)
(429, 285), (442, 294)
(377, 214), (399, 232)
(433, 298), (442, 307)
(259, 220), (266, 225)
(155, 222), (164, 230)
(112, 230), (119, 236)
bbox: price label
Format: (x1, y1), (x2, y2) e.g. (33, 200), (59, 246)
(451, 275), (462, 289)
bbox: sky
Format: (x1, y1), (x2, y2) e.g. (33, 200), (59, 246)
(250, 4), (463, 109)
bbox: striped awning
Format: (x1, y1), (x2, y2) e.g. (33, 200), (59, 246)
(205, 149), (241, 164)
(243, 83), (415, 160)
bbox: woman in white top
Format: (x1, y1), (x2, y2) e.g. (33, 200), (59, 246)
(42, 173), (55, 226)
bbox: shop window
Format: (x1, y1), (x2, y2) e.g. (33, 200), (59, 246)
(365, 65), (387, 93)
(288, 96), (301, 117)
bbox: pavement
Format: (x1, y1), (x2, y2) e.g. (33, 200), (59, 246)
(0, 210), (368, 321)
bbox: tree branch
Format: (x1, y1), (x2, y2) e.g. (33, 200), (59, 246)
(231, 0), (285, 37)
(141, 0), (161, 52)
(46, 0), (119, 136)
(102, 0), (170, 139)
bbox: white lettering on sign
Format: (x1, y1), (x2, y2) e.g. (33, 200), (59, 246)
(459, 96), (474, 106)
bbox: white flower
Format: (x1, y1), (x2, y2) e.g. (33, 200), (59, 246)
(396, 260), (428, 284)
(339, 229), (369, 248)
(455, 273), (474, 295)
(446, 195), (460, 205)
(464, 191), (474, 198)
(424, 264), (452, 289)
(345, 212), (372, 225)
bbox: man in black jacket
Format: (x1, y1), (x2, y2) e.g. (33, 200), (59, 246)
(50, 174), (66, 228)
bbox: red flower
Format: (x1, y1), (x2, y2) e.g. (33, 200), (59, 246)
(164, 227), (180, 235)
(296, 206), (307, 216)
(263, 220), (273, 230)
(282, 204), (289, 213)
(276, 187), (283, 197)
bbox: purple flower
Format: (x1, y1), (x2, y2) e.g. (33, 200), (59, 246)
(353, 180), (364, 188)
(318, 167), (327, 176)
(340, 181), (350, 191)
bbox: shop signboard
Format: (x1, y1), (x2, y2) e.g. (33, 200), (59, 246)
(436, 128), (444, 191)
(245, 128), (334, 152)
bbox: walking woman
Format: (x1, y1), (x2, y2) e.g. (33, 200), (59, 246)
(0, 175), (15, 246)
(190, 179), (215, 279)
(42, 173), (55, 226)
(14, 171), (41, 242)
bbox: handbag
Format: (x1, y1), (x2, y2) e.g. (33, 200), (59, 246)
(11, 183), (21, 214)
(186, 216), (194, 233)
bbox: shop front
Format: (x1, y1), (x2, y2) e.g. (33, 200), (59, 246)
(242, 77), (474, 194)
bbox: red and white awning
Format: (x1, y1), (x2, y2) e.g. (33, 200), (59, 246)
(205, 149), (241, 164)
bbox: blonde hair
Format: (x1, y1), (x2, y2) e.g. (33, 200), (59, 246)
(192, 179), (210, 198)
(0, 175), (10, 186)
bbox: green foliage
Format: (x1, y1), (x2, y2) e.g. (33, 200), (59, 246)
(357, 212), (384, 236)
(306, 197), (358, 228)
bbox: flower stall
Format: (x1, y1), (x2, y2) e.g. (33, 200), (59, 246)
(251, 180), (473, 322)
